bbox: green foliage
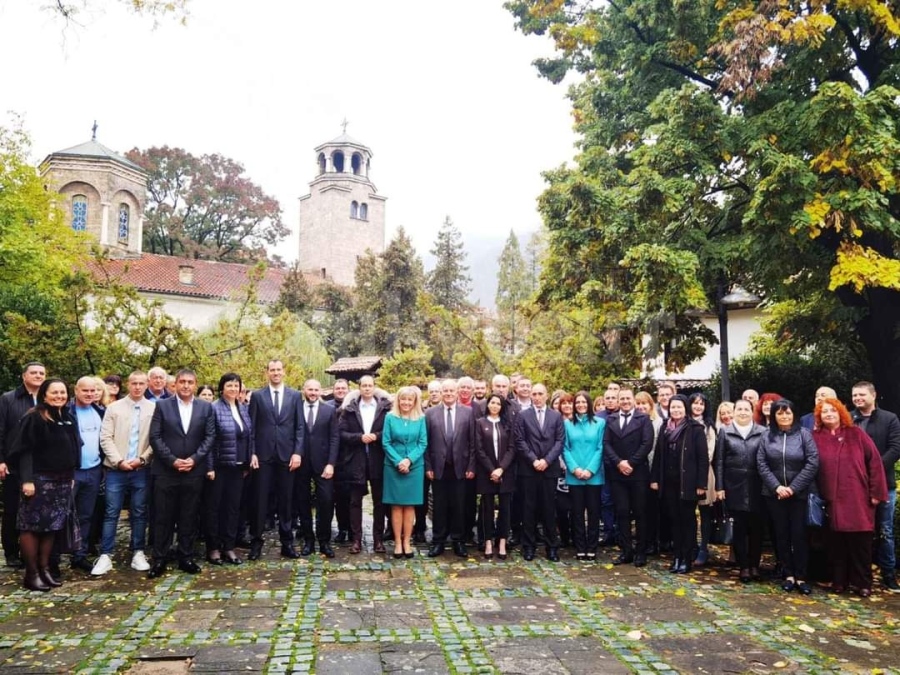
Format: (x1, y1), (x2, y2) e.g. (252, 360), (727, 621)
(271, 261), (313, 321)
(425, 216), (472, 312)
(495, 230), (529, 354)
(311, 281), (359, 358)
(377, 346), (435, 392)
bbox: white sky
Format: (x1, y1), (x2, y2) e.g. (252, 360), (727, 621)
(0, 0), (575, 280)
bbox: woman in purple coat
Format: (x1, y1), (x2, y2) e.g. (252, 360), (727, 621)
(813, 398), (887, 597)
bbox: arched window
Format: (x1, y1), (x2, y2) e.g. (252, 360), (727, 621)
(351, 153), (362, 175)
(350, 201), (359, 219)
(318, 153), (326, 175)
(72, 195), (88, 231)
(332, 150), (345, 173)
(359, 202), (368, 220)
(117, 204), (130, 243)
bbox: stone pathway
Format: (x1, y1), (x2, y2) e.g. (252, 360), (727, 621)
(0, 537), (898, 673)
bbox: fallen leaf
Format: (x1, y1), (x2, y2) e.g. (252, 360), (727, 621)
(625, 630), (642, 640)
(797, 624), (815, 633)
(843, 638), (876, 651)
(674, 588), (686, 597)
(773, 661), (788, 668)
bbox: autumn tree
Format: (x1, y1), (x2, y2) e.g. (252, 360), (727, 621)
(127, 146), (288, 263)
(425, 216), (472, 312)
(272, 261), (314, 321)
(506, 0), (900, 409)
(495, 230), (529, 354)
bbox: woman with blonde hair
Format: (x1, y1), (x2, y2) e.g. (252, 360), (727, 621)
(635, 391), (663, 555)
(382, 386), (428, 558)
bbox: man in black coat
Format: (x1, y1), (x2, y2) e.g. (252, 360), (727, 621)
(0, 361), (45, 568)
(330, 379), (351, 543)
(425, 380), (476, 558)
(514, 383), (565, 562)
(248, 360), (305, 560)
(603, 387), (654, 567)
(852, 381), (900, 591)
(295, 379), (340, 557)
(338, 376), (390, 554)
(147, 369), (215, 578)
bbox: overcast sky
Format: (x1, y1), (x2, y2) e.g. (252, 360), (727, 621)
(1, 0), (576, 300)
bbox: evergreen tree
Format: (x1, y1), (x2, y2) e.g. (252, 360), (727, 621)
(495, 230), (529, 354)
(425, 216), (472, 312)
(271, 261), (313, 320)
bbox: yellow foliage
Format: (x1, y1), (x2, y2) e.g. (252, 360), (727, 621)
(803, 196), (831, 230)
(829, 242), (900, 293)
(837, 0), (900, 36)
(530, 0), (567, 20)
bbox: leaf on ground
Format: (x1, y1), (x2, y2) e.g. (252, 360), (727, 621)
(625, 630), (643, 640)
(843, 638), (876, 651)
(797, 624), (815, 633)
(674, 587), (686, 596)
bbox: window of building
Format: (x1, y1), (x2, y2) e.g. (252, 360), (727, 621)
(117, 204), (130, 243)
(332, 150), (345, 173)
(72, 195), (88, 231)
(318, 152), (326, 174)
(350, 200), (359, 219)
(351, 153), (362, 175)
(359, 202), (368, 220)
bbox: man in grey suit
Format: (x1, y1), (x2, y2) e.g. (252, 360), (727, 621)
(248, 360), (305, 560)
(147, 368), (216, 578)
(514, 383), (565, 562)
(425, 379), (476, 557)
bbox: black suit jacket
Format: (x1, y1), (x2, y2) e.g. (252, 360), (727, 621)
(338, 397), (390, 484)
(514, 407), (565, 478)
(425, 404), (476, 480)
(149, 396), (216, 477)
(301, 400), (340, 474)
(249, 386), (305, 464)
(603, 411), (654, 482)
(474, 417), (516, 494)
(853, 407), (900, 490)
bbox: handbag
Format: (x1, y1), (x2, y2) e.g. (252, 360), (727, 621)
(56, 493), (82, 554)
(710, 501), (734, 545)
(806, 492), (827, 528)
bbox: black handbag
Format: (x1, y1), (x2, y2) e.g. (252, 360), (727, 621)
(56, 493), (82, 554)
(710, 501), (734, 545)
(806, 492), (827, 528)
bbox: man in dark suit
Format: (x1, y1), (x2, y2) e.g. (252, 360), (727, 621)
(295, 379), (340, 557)
(603, 387), (654, 567)
(147, 368), (215, 578)
(851, 381), (900, 592)
(514, 383), (565, 562)
(248, 360), (305, 560)
(425, 379), (476, 558)
(330, 379), (351, 543)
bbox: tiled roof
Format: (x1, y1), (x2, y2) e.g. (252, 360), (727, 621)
(325, 356), (383, 374)
(87, 253), (320, 303)
(46, 139), (145, 173)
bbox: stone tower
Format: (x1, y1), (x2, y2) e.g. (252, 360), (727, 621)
(39, 127), (147, 258)
(298, 130), (386, 286)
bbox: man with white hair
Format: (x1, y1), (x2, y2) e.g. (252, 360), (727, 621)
(145, 367), (171, 402)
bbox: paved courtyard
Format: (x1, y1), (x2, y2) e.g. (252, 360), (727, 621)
(0, 534), (898, 674)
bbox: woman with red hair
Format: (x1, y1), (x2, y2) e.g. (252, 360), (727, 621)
(813, 398), (887, 597)
(754, 393), (783, 426)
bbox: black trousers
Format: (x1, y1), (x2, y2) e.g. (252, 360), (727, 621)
(2, 472), (20, 559)
(464, 479), (478, 541)
(662, 486), (697, 562)
(570, 484), (601, 554)
(766, 496), (809, 579)
(520, 473), (560, 549)
(152, 471), (203, 562)
(349, 456), (385, 544)
(432, 475), (467, 544)
(414, 475), (431, 536)
(334, 480), (351, 533)
(480, 492), (511, 541)
(203, 465), (245, 551)
(296, 465), (335, 544)
(828, 529), (873, 589)
(610, 480), (648, 556)
(731, 509), (764, 570)
(249, 462), (295, 546)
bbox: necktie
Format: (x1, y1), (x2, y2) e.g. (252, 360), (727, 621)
(537, 408), (544, 429)
(273, 390), (280, 415)
(621, 412), (630, 429)
(445, 407), (454, 441)
(307, 403), (315, 429)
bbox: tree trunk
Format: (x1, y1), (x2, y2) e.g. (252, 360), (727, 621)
(855, 287), (900, 414)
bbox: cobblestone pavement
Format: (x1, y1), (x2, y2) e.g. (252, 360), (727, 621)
(0, 535), (898, 674)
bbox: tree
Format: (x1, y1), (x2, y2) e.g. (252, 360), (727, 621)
(495, 230), (529, 354)
(425, 216), (472, 312)
(311, 281), (361, 358)
(48, 0), (190, 25)
(126, 146), (288, 263)
(271, 261), (313, 321)
(506, 0), (900, 409)
(377, 346), (435, 391)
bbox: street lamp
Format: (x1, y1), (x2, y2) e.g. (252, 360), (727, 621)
(718, 285), (762, 403)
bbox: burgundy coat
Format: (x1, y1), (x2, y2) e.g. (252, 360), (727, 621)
(814, 426), (888, 532)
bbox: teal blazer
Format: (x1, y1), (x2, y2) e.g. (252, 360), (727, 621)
(563, 415), (605, 486)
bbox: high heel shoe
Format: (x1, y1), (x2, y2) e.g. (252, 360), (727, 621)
(393, 548), (403, 559)
(403, 541), (414, 559)
(223, 551), (243, 565)
(483, 544), (493, 560)
(39, 568), (62, 588)
(23, 571), (50, 592)
(669, 558), (681, 573)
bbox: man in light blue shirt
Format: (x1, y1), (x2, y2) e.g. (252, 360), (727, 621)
(69, 377), (104, 572)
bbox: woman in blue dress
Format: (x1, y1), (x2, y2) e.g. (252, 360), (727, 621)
(382, 386), (428, 558)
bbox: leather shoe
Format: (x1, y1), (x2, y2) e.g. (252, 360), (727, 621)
(674, 561), (691, 574)
(427, 544), (445, 558)
(248, 542), (263, 561)
(281, 545), (301, 559)
(522, 547), (535, 561)
(320, 543), (336, 558)
(547, 547), (560, 562)
(206, 554), (224, 566)
(147, 562), (167, 579)
(178, 560), (201, 574)
(223, 551), (242, 565)
(39, 568), (62, 588)
(373, 540), (386, 554)
(613, 553), (634, 565)
(669, 558), (681, 573)
(796, 582), (812, 595)
(858, 587), (872, 598)
(349, 540), (361, 554)
(70, 558), (94, 573)
(453, 542), (468, 558)
(300, 541), (315, 556)
(335, 530), (349, 544)
(633, 554), (647, 568)
(831, 584), (845, 594)
(23, 571), (50, 592)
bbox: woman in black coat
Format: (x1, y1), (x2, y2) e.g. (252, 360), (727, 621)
(475, 394), (516, 559)
(714, 399), (767, 582)
(650, 395), (708, 574)
(10, 378), (81, 591)
(203, 372), (253, 565)
(757, 398), (819, 594)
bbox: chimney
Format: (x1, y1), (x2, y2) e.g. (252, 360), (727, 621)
(178, 264), (195, 285)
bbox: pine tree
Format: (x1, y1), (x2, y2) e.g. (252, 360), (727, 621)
(495, 230), (528, 354)
(425, 216), (471, 312)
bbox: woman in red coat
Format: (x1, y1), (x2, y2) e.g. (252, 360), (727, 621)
(813, 398), (887, 597)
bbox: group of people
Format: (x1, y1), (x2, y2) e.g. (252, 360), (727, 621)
(0, 363), (897, 599)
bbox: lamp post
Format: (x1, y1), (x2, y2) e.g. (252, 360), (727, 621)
(718, 285), (762, 403)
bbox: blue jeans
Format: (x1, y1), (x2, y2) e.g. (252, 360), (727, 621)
(101, 469), (149, 555)
(72, 466), (102, 561)
(876, 489), (897, 576)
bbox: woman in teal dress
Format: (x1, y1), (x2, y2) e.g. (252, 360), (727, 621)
(383, 385), (428, 558)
